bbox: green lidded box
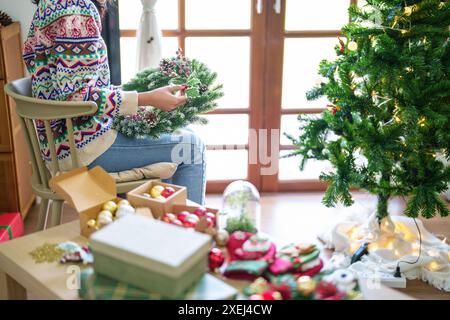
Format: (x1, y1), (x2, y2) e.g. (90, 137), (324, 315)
(90, 214), (212, 298)
(79, 268), (238, 300)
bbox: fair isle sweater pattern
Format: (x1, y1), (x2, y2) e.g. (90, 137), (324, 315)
(22, 0), (124, 167)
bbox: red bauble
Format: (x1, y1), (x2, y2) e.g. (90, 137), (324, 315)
(315, 280), (338, 300)
(208, 248), (225, 271)
(161, 187), (175, 198)
(261, 290), (282, 300)
(162, 213), (176, 223)
(206, 217), (215, 228)
(194, 207), (207, 217)
(171, 219), (183, 227)
(177, 211), (190, 223)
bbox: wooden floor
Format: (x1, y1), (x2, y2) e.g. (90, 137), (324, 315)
(23, 192), (450, 300)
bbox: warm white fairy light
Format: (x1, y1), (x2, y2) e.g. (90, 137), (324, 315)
(428, 261), (441, 272)
(428, 249), (440, 257)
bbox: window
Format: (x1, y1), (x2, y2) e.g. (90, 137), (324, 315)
(118, 0), (357, 193)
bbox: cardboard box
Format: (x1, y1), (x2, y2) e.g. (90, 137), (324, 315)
(90, 214), (212, 297)
(168, 204), (219, 234)
(127, 181), (187, 219)
(0, 212), (24, 243)
(49, 166), (154, 238)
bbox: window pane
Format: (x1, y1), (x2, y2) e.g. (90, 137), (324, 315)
(186, 0), (251, 30)
(282, 38), (337, 109)
(120, 37), (137, 84)
(207, 150), (248, 180)
(155, 0), (179, 30)
(186, 37), (250, 108)
(285, 0), (350, 31)
(279, 151), (334, 180)
(119, 0), (141, 30)
(280, 115), (301, 145)
(120, 37), (179, 84)
(189, 115), (249, 145)
(119, 0), (178, 30)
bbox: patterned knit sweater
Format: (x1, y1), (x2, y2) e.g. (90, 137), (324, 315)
(23, 0), (138, 172)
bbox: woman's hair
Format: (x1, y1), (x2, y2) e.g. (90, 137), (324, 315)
(31, 0), (111, 17)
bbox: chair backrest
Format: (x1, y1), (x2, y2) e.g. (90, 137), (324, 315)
(4, 77), (98, 190)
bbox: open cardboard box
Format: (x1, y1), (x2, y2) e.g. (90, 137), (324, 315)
(127, 181), (187, 219)
(49, 166), (154, 237)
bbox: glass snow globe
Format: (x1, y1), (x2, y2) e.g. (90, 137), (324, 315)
(220, 180), (261, 233)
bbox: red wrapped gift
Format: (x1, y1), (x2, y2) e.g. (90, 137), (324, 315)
(0, 213), (24, 243)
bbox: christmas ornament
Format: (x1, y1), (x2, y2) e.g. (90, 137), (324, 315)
(296, 276), (316, 296)
(177, 211), (190, 223)
(0, 11), (13, 27)
(97, 211), (114, 227)
(315, 280), (340, 300)
(115, 50), (223, 139)
(214, 230), (230, 247)
(150, 185), (165, 198)
(117, 199), (130, 207)
(327, 104), (342, 116)
(347, 41), (358, 51)
(261, 290), (282, 300)
(116, 204), (135, 219)
(172, 219), (183, 227)
(102, 201), (118, 213)
(208, 248), (225, 271)
(162, 212), (177, 223)
(338, 37), (345, 54)
(87, 219), (98, 229)
(160, 186), (175, 198)
(194, 207), (207, 217)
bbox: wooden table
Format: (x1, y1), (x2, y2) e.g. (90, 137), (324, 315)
(0, 221), (414, 300)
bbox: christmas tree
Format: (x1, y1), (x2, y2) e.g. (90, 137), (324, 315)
(286, 0), (450, 221)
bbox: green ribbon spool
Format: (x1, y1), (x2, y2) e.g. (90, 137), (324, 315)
(0, 225), (13, 240)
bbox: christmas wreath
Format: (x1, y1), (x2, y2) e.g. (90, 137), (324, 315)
(113, 50), (224, 138)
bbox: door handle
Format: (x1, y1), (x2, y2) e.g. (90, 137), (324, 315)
(256, 0), (263, 15)
(273, 0), (281, 14)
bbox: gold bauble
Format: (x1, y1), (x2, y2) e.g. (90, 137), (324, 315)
(87, 219), (97, 229)
(348, 41), (358, 51)
(102, 201), (118, 213)
(297, 276), (316, 296)
(404, 6), (413, 16)
(117, 199), (130, 207)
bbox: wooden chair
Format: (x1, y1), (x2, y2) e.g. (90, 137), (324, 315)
(5, 77), (152, 231)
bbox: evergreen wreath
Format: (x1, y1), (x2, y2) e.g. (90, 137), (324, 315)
(113, 50), (224, 138)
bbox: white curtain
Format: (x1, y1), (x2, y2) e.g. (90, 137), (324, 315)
(136, 0), (162, 72)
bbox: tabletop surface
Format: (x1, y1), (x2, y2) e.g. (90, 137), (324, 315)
(0, 220), (414, 300)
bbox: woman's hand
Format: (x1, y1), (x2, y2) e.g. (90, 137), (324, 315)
(138, 85), (188, 111)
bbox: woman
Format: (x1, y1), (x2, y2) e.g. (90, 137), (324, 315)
(24, 0), (206, 204)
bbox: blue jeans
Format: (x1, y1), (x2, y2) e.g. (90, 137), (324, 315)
(89, 129), (207, 205)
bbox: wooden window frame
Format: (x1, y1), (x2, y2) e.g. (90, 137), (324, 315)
(119, 0), (358, 194)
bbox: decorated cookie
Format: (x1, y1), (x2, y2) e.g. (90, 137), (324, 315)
(223, 260), (269, 281)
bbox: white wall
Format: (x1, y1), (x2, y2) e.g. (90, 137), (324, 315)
(0, 0), (36, 42)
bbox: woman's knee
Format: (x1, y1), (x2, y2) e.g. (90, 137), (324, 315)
(171, 129), (206, 165)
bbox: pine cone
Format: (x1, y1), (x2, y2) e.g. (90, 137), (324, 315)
(0, 11), (13, 27)
(199, 84), (208, 94)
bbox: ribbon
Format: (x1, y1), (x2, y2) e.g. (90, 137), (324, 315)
(0, 225), (13, 240)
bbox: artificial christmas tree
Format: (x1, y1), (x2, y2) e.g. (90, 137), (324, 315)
(287, 0), (450, 221)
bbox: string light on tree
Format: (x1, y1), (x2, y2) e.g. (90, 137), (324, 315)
(348, 41), (358, 51)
